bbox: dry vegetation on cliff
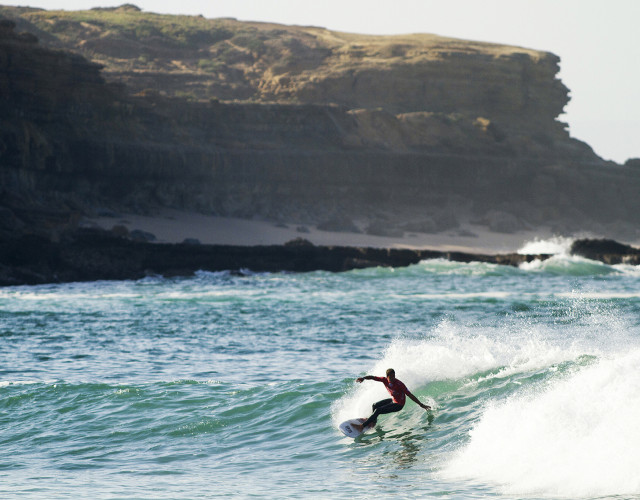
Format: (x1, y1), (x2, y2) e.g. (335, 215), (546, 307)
(0, 4), (554, 107)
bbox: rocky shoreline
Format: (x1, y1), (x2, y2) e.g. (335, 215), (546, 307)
(2, 229), (638, 287)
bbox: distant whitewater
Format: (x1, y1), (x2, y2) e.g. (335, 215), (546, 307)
(518, 235), (575, 255)
(2, 238), (640, 498)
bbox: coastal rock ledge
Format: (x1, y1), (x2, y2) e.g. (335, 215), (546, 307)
(1, 231), (637, 287)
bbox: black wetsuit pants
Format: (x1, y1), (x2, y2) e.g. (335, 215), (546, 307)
(362, 398), (403, 428)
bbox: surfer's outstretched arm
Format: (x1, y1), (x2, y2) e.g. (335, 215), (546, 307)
(406, 390), (431, 410)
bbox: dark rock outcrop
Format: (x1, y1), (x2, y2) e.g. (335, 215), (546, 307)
(3, 226), (640, 287)
(0, 228), (552, 286)
(570, 239), (640, 265)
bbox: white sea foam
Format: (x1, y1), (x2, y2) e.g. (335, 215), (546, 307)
(517, 236), (574, 255)
(612, 262), (640, 277)
(556, 291), (640, 299)
(0, 379), (56, 388)
(441, 348), (640, 498)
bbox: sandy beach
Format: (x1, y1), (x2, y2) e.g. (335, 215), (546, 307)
(87, 208), (563, 254)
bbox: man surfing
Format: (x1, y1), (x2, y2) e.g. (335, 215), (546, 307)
(352, 368), (431, 432)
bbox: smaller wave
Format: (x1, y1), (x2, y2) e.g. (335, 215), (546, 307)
(192, 270), (234, 279)
(516, 236), (640, 277)
(417, 259), (518, 277)
(519, 254), (620, 276)
(411, 240), (635, 278)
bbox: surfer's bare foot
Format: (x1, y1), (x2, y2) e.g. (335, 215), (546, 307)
(353, 423), (363, 432)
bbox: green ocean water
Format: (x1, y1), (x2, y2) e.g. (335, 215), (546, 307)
(2, 240), (640, 499)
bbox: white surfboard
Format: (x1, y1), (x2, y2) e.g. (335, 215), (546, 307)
(338, 418), (372, 438)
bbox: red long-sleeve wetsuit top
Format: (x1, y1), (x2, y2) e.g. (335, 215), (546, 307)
(372, 376), (409, 406)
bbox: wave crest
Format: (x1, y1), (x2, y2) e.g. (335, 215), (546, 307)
(442, 349), (640, 498)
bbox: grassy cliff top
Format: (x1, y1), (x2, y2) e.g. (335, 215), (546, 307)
(1, 4), (552, 105)
(1, 4), (544, 57)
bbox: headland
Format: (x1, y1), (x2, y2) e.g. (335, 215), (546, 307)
(1, 5), (639, 285)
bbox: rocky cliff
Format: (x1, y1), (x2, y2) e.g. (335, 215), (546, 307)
(1, 5), (639, 244)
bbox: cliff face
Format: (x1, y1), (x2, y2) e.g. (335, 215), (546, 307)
(0, 7), (639, 243)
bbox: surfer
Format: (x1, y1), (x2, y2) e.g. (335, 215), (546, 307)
(353, 368), (431, 432)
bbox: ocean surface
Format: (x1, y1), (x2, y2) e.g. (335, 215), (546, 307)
(2, 237), (640, 499)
